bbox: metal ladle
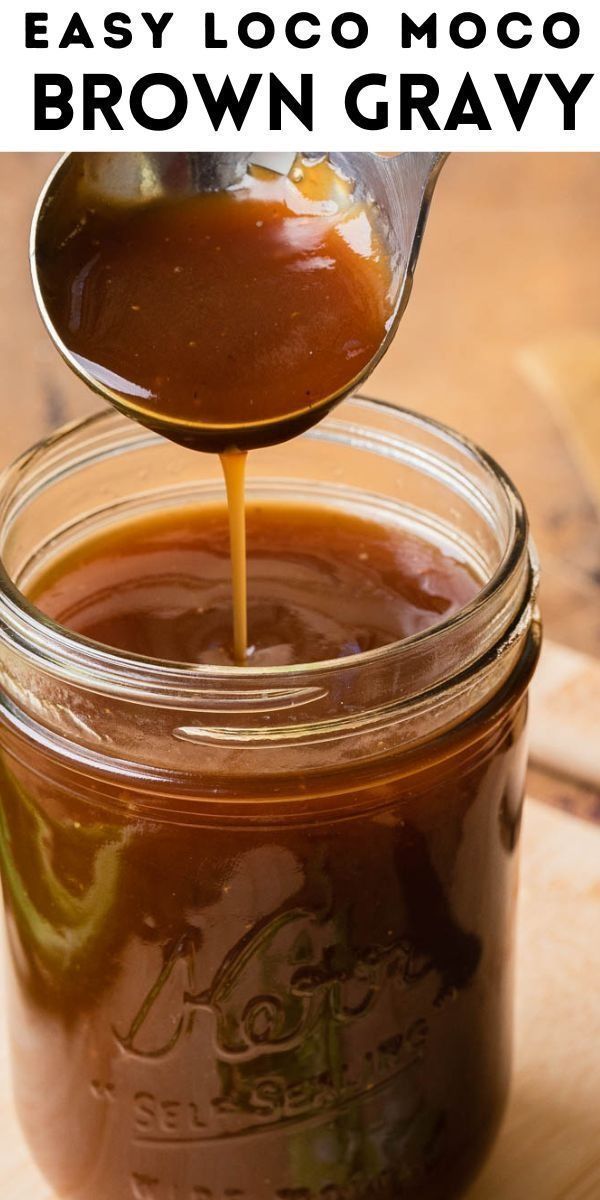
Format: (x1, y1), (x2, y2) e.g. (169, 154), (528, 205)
(30, 151), (446, 450)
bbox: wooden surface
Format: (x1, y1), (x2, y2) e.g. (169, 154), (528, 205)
(0, 799), (598, 1199)
(529, 640), (600, 790)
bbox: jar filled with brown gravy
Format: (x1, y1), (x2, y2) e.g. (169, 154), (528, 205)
(0, 398), (539, 1200)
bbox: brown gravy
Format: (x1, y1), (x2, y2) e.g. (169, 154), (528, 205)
(37, 160), (393, 453)
(29, 501), (478, 667)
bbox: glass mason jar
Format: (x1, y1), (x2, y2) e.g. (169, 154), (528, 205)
(0, 398), (539, 1200)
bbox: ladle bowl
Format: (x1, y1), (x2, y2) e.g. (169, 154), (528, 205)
(31, 151), (446, 450)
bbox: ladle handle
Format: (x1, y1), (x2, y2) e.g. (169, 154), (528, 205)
(381, 152), (448, 306)
(382, 151), (447, 194)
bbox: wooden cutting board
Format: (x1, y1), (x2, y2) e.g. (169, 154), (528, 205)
(0, 799), (599, 1200)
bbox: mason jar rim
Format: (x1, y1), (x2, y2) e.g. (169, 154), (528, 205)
(0, 397), (534, 711)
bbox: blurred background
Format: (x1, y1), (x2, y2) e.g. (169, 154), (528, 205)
(1, 152), (599, 814)
(0, 151), (599, 1200)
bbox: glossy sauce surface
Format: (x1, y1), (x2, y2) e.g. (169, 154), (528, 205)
(29, 503), (478, 666)
(37, 161), (393, 452)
